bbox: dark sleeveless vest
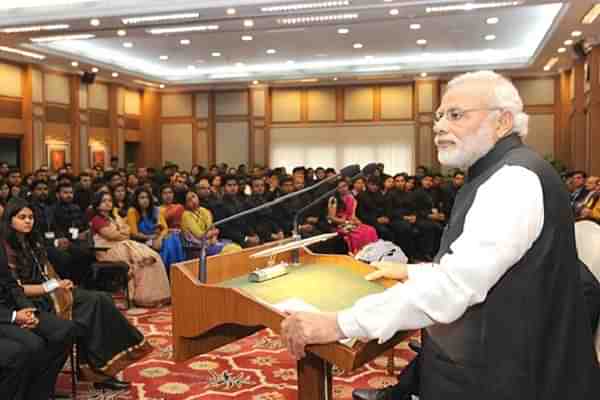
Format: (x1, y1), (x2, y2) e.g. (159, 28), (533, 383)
(419, 133), (599, 400)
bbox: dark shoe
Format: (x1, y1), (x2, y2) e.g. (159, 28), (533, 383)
(93, 377), (131, 391)
(352, 387), (394, 400)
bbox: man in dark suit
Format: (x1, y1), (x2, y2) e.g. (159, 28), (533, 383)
(0, 243), (74, 400)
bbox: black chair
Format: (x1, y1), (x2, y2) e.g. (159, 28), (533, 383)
(88, 260), (130, 309)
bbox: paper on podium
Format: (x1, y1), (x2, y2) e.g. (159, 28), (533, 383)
(250, 232), (339, 259)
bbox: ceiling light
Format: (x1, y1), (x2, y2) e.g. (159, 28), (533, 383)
(384, 0), (392, 2)
(543, 56), (558, 71)
(210, 72), (250, 79)
(353, 42), (363, 49)
(91, 67), (99, 73)
(301, 78), (319, 83)
(112, 72), (119, 78)
(571, 30), (582, 37)
(409, 23), (421, 30)
(180, 39), (191, 45)
(266, 49), (277, 54)
(211, 51), (221, 57)
(355, 65), (402, 73)
(564, 39), (573, 46)
(117, 29), (127, 37)
(420, 72), (428, 77)
(1, 46), (46, 60)
(1, 24), (69, 33)
(159, 55), (169, 60)
(279, 13), (358, 25)
(147, 24), (219, 35)
(241, 35), (253, 41)
(30, 33), (95, 43)
(159, 84), (166, 89)
(133, 80), (159, 87)
(71, 61), (78, 67)
(416, 39), (427, 45)
(582, 4), (600, 24)
(253, 80), (259, 85)
(123, 42), (133, 48)
(557, 47), (566, 53)
(0, 0), (91, 10)
(485, 34), (496, 41)
(426, 2), (520, 13)
(244, 19), (254, 27)
(486, 17), (500, 24)
(338, 28), (349, 34)
(389, 9), (399, 16)
(263, 1), (350, 12)
(122, 12), (199, 25)
(90, 19), (100, 27)
(226, 8), (236, 15)
(333, 77), (338, 80)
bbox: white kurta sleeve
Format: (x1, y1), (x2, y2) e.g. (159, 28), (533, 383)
(337, 165), (545, 343)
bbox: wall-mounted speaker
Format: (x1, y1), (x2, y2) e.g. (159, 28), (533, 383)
(573, 40), (588, 60)
(81, 72), (96, 85)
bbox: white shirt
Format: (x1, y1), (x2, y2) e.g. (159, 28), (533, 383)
(337, 165), (545, 343)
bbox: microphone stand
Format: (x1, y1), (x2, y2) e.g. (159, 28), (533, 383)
(196, 170), (352, 282)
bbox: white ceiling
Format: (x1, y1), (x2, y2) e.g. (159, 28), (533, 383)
(0, 0), (597, 89)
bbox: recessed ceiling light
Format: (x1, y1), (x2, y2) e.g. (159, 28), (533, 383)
(1, 24), (69, 33)
(71, 61), (79, 67)
(122, 12), (199, 25)
(384, 0), (393, 2)
(211, 51), (221, 57)
(557, 47), (566, 53)
(420, 72), (428, 77)
(333, 77), (339, 80)
(485, 34), (496, 41)
(263, 1), (350, 12)
(543, 66), (551, 71)
(266, 48), (277, 54)
(30, 33), (95, 43)
(112, 72), (119, 78)
(338, 27), (349, 34)
(582, 4), (600, 24)
(90, 18), (100, 27)
(116, 30), (127, 38)
(253, 80), (259, 85)
(147, 24), (219, 35)
(389, 9), (399, 15)
(0, 46), (45, 60)
(409, 23), (421, 30)
(279, 13), (358, 25)
(427, 2), (521, 13)
(543, 56), (558, 71)
(244, 19), (254, 27)
(564, 39), (574, 46)
(486, 17), (499, 24)
(159, 55), (169, 60)
(91, 67), (99, 73)
(159, 84), (166, 89)
(353, 42), (363, 49)
(241, 35), (253, 41)
(571, 30), (582, 37)
(123, 42), (133, 48)
(226, 8), (236, 15)
(416, 39), (427, 45)
(180, 39), (191, 45)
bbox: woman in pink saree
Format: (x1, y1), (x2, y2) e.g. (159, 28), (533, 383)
(328, 179), (378, 254)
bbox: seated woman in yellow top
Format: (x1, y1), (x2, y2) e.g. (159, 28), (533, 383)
(181, 191), (241, 256)
(127, 188), (185, 274)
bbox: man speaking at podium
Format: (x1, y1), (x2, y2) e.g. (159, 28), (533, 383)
(281, 71), (599, 399)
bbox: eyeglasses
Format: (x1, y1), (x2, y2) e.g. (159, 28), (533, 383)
(434, 107), (502, 123)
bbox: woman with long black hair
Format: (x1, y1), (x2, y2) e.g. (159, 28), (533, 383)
(1, 198), (152, 390)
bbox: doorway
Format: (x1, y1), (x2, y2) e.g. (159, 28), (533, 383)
(0, 137), (21, 168)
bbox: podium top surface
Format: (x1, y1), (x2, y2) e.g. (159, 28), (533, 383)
(218, 263), (386, 312)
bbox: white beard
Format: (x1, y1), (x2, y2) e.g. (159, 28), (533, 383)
(435, 124), (496, 169)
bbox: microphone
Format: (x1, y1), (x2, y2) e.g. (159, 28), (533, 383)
(195, 164), (363, 282)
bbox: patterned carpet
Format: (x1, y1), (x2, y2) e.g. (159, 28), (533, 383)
(57, 301), (417, 400)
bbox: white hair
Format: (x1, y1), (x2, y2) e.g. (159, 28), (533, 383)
(447, 70), (529, 138)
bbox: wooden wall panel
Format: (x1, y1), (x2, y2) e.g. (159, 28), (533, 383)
(0, 118), (24, 134)
(125, 117), (141, 130)
(514, 78), (555, 106)
(195, 93), (210, 119)
(252, 90), (265, 117)
(88, 82), (109, 110)
(33, 119), (44, 168)
(125, 89), (141, 115)
(162, 123), (193, 170)
(125, 129), (142, 142)
(525, 114), (554, 157)
(254, 128), (266, 166)
(45, 105), (71, 124)
(417, 82), (434, 113)
(419, 125), (433, 168)
(307, 88), (336, 121)
(272, 89), (301, 122)
(216, 121), (249, 166)
(344, 87), (373, 120)
(89, 110), (109, 128)
(32, 69), (43, 103)
(45, 122), (70, 142)
(196, 129), (209, 167)
(381, 85), (413, 119)
(79, 84), (88, 110)
(88, 127), (110, 144)
(162, 93), (193, 117)
(0, 99), (22, 119)
(215, 91), (248, 116)
(44, 73), (70, 104)
(80, 124), (89, 170)
(0, 63), (22, 98)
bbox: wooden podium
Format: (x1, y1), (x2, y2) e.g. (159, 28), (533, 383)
(171, 241), (413, 400)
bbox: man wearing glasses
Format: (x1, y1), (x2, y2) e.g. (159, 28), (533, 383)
(281, 70), (599, 399)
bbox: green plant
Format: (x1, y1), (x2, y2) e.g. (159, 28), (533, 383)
(544, 155), (567, 174)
